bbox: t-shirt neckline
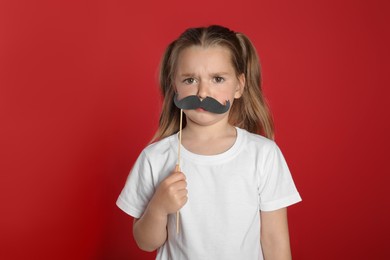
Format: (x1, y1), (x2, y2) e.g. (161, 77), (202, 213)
(171, 127), (244, 165)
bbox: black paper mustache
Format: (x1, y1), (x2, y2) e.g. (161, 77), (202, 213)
(173, 94), (230, 114)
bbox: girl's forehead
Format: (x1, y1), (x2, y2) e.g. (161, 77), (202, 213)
(176, 45), (235, 73)
(179, 45), (232, 58)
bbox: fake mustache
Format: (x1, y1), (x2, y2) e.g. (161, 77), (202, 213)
(173, 94), (230, 114)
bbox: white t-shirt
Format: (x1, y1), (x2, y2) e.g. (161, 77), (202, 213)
(117, 127), (301, 260)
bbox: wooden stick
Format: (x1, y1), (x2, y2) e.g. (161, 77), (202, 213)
(176, 109), (183, 234)
(177, 109), (183, 166)
(175, 164), (181, 234)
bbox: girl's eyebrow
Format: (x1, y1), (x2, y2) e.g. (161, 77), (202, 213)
(178, 73), (196, 78)
(210, 72), (229, 76)
(177, 72), (231, 78)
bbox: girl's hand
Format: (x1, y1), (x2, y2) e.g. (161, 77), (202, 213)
(149, 168), (188, 216)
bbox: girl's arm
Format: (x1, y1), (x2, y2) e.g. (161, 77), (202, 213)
(132, 170), (188, 252)
(260, 207), (292, 260)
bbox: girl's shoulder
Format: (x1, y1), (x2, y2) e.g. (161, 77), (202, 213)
(142, 133), (177, 157)
(237, 127), (276, 150)
(236, 127), (285, 162)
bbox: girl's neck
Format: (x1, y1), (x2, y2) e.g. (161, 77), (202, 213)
(181, 119), (237, 155)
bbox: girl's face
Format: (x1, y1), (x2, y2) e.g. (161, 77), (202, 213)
(174, 45), (245, 127)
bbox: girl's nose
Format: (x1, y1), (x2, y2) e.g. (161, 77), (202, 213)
(197, 81), (209, 100)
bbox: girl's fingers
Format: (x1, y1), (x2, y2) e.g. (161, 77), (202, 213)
(169, 180), (187, 191)
(164, 171), (186, 185)
(176, 189), (188, 198)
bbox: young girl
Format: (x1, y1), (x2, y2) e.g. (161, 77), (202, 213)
(117, 25), (301, 260)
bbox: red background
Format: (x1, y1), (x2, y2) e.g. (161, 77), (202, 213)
(1, 0), (389, 259)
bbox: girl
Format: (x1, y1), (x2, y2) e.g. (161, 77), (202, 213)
(117, 25), (301, 260)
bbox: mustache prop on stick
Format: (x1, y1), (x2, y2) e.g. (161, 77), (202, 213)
(174, 94), (230, 114)
(173, 95), (231, 234)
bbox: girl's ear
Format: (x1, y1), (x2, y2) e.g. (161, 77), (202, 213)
(234, 73), (245, 99)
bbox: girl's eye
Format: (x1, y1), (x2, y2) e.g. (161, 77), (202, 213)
(213, 76), (225, 83)
(183, 78), (196, 84)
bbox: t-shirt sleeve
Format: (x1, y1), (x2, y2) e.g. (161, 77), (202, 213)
(116, 151), (155, 219)
(258, 142), (302, 211)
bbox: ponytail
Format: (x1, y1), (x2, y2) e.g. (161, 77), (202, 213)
(230, 33), (274, 139)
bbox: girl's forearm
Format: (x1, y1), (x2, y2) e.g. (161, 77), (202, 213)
(133, 204), (168, 252)
(261, 236), (292, 260)
(260, 208), (292, 260)
(133, 170), (187, 252)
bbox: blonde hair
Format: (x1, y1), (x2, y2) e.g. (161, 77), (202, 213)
(152, 25), (274, 142)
